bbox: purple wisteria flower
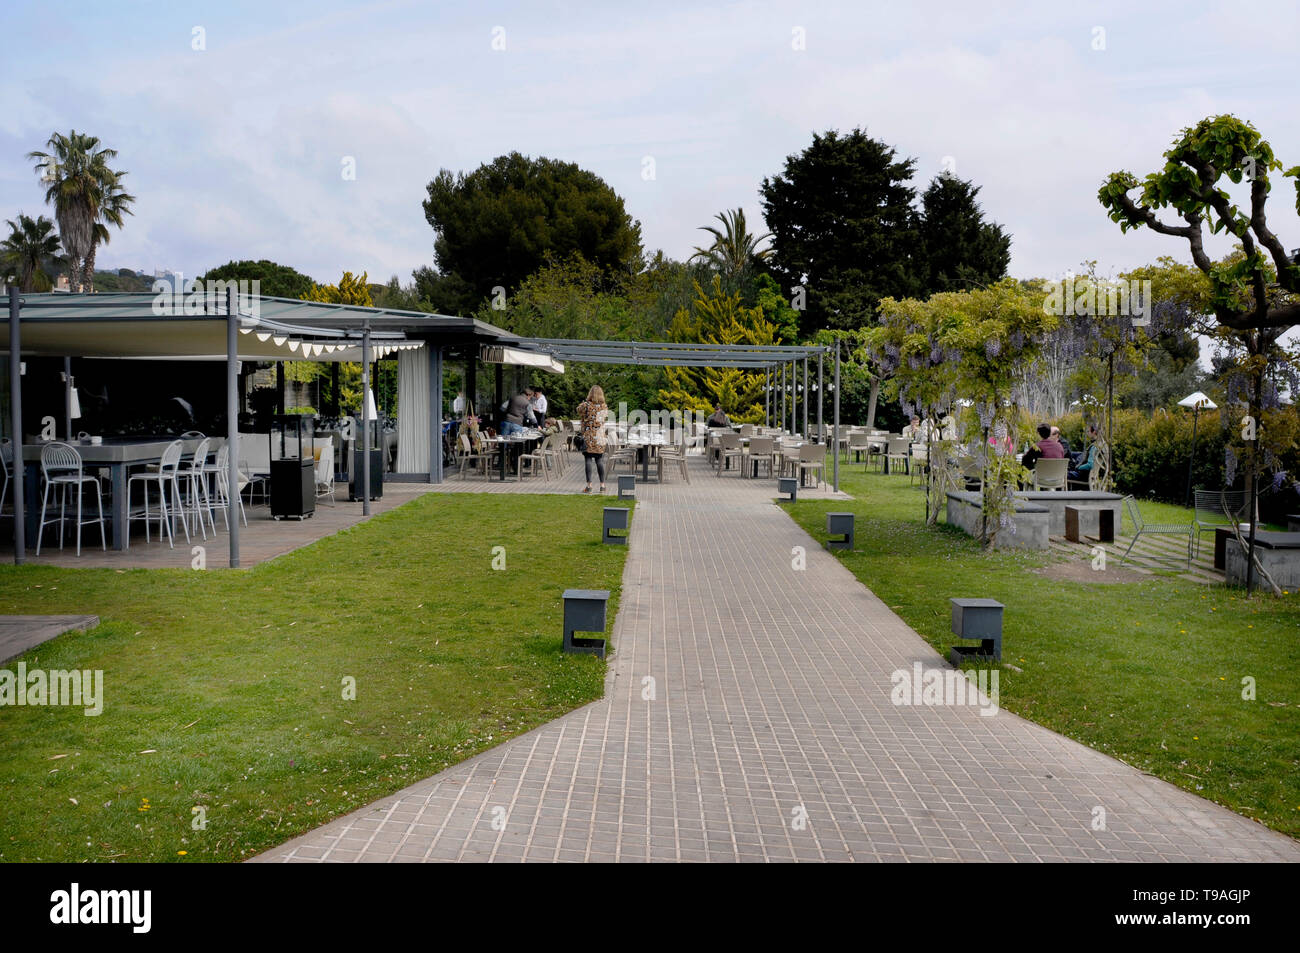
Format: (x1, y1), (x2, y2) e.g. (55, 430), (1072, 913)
(984, 337), (1002, 359)
(1225, 446), (1238, 485)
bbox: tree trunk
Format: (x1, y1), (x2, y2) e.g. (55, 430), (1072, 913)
(866, 376), (880, 428)
(83, 244), (97, 293)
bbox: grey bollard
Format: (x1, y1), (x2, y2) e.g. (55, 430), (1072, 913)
(563, 589), (610, 658)
(617, 475), (636, 498)
(826, 511), (854, 551)
(949, 597), (1003, 665)
(603, 506), (629, 545)
(778, 477), (798, 502)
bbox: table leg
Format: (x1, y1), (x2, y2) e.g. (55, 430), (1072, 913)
(112, 463), (128, 550)
(641, 447), (648, 482)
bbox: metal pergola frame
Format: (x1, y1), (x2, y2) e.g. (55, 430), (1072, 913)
(517, 337), (841, 493)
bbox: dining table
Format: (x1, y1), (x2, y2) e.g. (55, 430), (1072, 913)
(17, 436), (211, 551)
(482, 432), (540, 482)
(624, 433), (669, 482)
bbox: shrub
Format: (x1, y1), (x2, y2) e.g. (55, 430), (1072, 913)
(1056, 407), (1300, 522)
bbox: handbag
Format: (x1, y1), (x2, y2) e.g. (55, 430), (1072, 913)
(573, 434), (586, 453)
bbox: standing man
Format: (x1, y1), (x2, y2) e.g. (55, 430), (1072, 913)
(502, 391), (533, 436)
(530, 386), (549, 428)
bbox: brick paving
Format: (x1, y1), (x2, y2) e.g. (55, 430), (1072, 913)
(255, 449), (1299, 862)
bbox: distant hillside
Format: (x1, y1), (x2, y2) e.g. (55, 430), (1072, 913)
(92, 269), (154, 292)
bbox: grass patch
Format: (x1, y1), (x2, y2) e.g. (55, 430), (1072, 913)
(786, 459), (1300, 838)
(0, 492), (630, 862)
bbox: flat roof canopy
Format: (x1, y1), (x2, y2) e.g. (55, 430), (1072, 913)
(0, 292), (516, 361)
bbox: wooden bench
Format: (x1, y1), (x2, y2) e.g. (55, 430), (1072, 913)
(1065, 505), (1114, 543)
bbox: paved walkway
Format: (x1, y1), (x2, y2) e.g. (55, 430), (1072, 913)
(0, 614), (100, 663)
(256, 452), (1300, 862)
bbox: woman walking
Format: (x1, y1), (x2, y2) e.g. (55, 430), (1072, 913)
(577, 384), (609, 493)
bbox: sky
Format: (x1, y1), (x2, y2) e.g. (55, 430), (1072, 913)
(1, 0), (1297, 289)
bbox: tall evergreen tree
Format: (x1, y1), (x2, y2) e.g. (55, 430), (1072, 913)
(917, 173), (1010, 292)
(760, 129), (922, 334)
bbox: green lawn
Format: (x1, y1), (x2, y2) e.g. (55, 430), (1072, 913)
(788, 459), (1300, 838)
(0, 493), (630, 862)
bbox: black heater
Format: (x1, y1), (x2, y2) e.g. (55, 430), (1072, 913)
(270, 414), (316, 520)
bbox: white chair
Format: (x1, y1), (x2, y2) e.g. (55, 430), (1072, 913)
(128, 439), (186, 548)
(0, 439), (11, 517)
(204, 443), (248, 528)
(36, 442), (106, 556)
(1033, 457), (1068, 492)
(178, 438), (216, 539)
(314, 440), (336, 504)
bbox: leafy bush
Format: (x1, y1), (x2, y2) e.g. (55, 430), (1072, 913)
(1057, 407), (1300, 522)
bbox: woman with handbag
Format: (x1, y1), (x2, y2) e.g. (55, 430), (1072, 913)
(576, 384), (609, 493)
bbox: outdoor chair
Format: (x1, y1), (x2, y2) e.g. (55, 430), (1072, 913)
(716, 432), (743, 476)
(1120, 495), (1193, 570)
(204, 443), (249, 528)
(518, 440), (550, 481)
(177, 438), (217, 539)
(1033, 457), (1068, 492)
(1067, 443), (1110, 491)
(886, 437), (910, 475)
(0, 439), (10, 518)
(127, 439), (186, 548)
(457, 433), (493, 480)
(746, 437), (775, 478)
(36, 442), (106, 556)
(1192, 489), (1250, 558)
(797, 443), (828, 489)
(848, 431), (871, 464)
(909, 442), (929, 485)
(314, 440), (336, 505)
(656, 444), (690, 483)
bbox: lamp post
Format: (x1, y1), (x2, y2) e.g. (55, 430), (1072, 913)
(1178, 391), (1217, 507)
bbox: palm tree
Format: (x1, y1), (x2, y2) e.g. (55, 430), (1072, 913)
(83, 171), (136, 292)
(690, 208), (773, 278)
(28, 131), (130, 292)
(1, 214), (63, 292)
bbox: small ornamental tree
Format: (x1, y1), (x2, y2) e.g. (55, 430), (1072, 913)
(868, 296), (959, 523)
(1099, 115), (1300, 592)
(657, 276), (777, 422)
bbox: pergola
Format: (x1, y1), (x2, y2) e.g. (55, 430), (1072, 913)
(519, 339), (841, 459)
(3, 289), (844, 568)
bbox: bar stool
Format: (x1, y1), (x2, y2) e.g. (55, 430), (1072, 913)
(178, 437), (216, 539)
(128, 439), (186, 548)
(36, 442), (106, 556)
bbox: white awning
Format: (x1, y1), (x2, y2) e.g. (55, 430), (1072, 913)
(480, 345), (564, 374)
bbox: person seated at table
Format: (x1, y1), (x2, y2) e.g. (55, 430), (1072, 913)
(707, 404), (731, 428)
(902, 415), (922, 440)
(1069, 424), (1102, 482)
(1023, 423), (1064, 469)
(1050, 425), (1072, 458)
(502, 392), (534, 436)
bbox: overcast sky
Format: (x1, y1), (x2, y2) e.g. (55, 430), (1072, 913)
(2, 0), (1296, 289)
